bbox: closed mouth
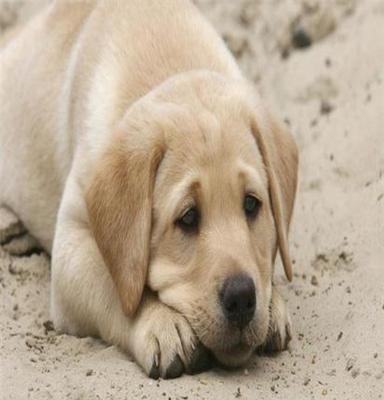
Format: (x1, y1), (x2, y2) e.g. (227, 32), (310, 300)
(211, 334), (253, 354)
(224, 342), (252, 354)
(211, 341), (254, 368)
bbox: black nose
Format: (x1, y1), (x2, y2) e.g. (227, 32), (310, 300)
(220, 274), (256, 330)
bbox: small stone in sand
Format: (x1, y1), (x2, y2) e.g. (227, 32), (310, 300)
(351, 368), (360, 378)
(43, 320), (54, 333)
(320, 100), (334, 115)
(346, 358), (355, 371)
(311, 275), (319, 286)
(292, 27), (312, 48)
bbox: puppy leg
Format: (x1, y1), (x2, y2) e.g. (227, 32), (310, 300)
(51, 190), (210, 378)
(259, 287), (292, 353)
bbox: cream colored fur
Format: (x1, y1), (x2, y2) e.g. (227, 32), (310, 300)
(0, 0), (297, 378)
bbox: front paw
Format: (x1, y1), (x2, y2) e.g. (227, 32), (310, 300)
(259, 289), (292, 353)
(130, 302), (212, 379)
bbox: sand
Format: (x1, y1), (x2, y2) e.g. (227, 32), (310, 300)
(1, 1), (383, 399)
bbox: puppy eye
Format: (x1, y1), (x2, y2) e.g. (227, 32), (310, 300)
(176, 207), (199, 232)
(244, 195), (261, 218)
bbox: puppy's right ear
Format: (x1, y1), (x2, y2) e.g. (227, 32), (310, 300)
(85, 130), (165, 316)
(251, 109), (298, 282)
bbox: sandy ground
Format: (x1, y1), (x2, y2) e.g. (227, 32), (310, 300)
(1, 0), (384, 399)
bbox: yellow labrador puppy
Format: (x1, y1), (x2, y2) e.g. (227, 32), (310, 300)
(0, 0), (298, 378)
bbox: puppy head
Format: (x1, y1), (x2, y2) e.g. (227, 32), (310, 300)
(86, 71), (298, 366)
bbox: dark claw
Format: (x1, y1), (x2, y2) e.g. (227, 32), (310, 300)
(186, 343), (213, 375)
(164, 354), (184, 379)
(257, 328), (281, 354)
(258, 324), (292, 354)
(284, 325), (292, 350)
(149, 360), (160, 380)
(268, 327), (282, 353)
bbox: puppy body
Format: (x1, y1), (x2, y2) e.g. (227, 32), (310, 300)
(0, 0), (297, 378)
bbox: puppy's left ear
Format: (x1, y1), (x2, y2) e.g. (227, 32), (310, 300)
(85, 130), (165, 316)
(251, 107), (298, 281)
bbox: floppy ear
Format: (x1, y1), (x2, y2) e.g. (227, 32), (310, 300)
(251, 109), (298, 281)
(85, 131), (165, 316)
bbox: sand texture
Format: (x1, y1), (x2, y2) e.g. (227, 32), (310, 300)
(1, 0), (383, 399)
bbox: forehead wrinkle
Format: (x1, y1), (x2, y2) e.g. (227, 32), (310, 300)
(195, 110), (222, 148)
(162, 113), (220, 169)
(156, 170), (200, 224)
(237, 160), (268, 201)
(194, 163), (239, 227)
